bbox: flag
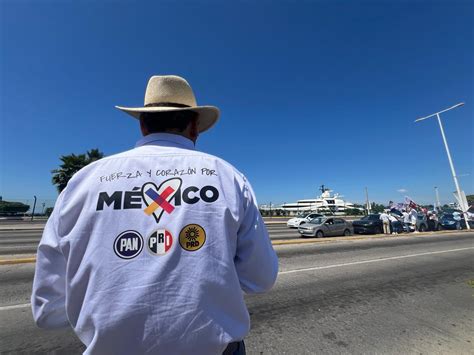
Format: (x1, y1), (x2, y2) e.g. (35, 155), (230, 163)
(389, 201), (403, 211)
(404, 196), (418, 209)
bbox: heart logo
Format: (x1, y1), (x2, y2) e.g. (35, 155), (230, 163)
(141, 178), (182, 223)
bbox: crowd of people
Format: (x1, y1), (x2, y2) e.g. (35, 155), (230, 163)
(379, 205), (464, 235)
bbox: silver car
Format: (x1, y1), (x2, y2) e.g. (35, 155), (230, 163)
(286, 212), (324, 228)
(298, 217), (353, 238)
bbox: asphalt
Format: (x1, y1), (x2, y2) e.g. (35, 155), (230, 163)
(0, 223), (310, 260)
(246, 234), (474, 354)
(0, 222), (470, 260)
(0, 230), (42, 257)
(0, 232), (473, 354)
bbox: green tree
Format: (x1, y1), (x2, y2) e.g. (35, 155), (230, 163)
(45, 207), (54, 217)
(420, 204), (434, 210)
(370, 202), (386, 213)
(345, 208), (363, 216)
(0, 201), (30, 215)
(52, 149), (104, 193)
(467, 194), (474, 206)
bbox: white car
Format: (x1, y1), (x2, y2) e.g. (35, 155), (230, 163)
(287, 213), (323, 228)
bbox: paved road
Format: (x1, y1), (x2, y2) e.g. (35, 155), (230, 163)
(2, 222), (469, 258)
(0, 223), (303, 257)
(1, 232), (473, 354)
(0, 217), (434, 257)
(0, 230), (42, 256)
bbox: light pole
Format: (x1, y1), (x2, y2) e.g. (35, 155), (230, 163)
(415, 102), (470, 230)
(434, 186), (441, 212)
(365, 187), (371, 215)
(31, 195), (37, 222)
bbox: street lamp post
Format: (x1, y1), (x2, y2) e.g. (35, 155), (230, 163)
(31, 195), (37, 222)
(365, 187), (371, 215)
(434, 186), (441, 212)
(415, 102), (470, 230)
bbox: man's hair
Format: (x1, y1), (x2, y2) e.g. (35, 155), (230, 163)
(140, 110), (198, 133)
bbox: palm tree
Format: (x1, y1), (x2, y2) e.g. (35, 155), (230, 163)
(86, 148), (104, 163)
(52, 149), (104, 193)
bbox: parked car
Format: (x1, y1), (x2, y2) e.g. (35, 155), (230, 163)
(415, 214), (442, 231)
(287, 212), (323, 228)
(439, 213), (473, 230)
(413, 214), (427, 232)
(352, 214), (383, 234)
(298, 217), (353, 238)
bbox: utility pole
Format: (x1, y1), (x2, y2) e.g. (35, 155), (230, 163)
(415, 103), (470, 230)
(31, 195), (37, 222)
(434, 187), (441, 212)
(365, 187), (371, 215)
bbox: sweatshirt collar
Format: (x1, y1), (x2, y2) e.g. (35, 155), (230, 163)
(135, 133), (195, 150)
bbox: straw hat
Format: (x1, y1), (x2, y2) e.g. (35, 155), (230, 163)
(116, 75), (220, 133)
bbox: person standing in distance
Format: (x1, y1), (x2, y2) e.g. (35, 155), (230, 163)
(388, 213), (399, 235)
(31, 75), (279, 355)
(402, 209), (410, 233)
(379, 210), (391, 234)
(409, 207), (419, 233)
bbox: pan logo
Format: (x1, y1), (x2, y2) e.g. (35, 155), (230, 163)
(114, 230), (144, 259)
(147, 229), (173, 256)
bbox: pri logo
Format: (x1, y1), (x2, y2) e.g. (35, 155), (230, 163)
(179, 224), (206, 252)
(147, 229), (173, 256)
(142, 178), (182, 223)
(114, 230), (144, 259)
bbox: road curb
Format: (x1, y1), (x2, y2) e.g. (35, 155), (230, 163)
(1, 230), (472, 265)
(272, 236), (384, 245)
(0, 227), (46, 231)
(0, 257), (37, 265)
(273, 229), (473, 246)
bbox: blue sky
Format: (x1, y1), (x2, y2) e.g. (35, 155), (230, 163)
(1, 0), (473, 208)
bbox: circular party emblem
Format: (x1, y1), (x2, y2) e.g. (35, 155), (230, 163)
(179, 224), (206, 251)
(114, 230), (143, 259)
(147, 229), (173, 256)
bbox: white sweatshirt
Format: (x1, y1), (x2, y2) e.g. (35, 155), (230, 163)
(31, 133), (279, 355)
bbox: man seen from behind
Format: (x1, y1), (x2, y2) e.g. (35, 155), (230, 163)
(31, 75), (279, 355)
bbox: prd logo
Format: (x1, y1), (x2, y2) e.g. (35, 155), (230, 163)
(179, 224), (206, 252)
(114, 230), (144, 259)
(147, 229), (173, 256)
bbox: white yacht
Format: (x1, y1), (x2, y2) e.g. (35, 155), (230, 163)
(280, 185), (356, 215)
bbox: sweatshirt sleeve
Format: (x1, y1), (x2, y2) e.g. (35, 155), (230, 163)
(31, 193), (69, 329)
(234, 177), (279, 293)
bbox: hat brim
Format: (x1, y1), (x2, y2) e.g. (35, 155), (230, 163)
(115, 105), (220, 133)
